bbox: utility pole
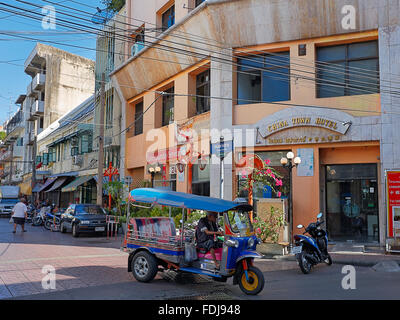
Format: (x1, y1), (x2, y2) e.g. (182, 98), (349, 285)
(9, 143), (13, 184)
(31, 135), (37, 204)
(97, 73), (105, 206)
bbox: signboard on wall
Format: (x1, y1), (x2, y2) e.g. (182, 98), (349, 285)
(297, 148), (314, 177)
(386, 170), (400, 238)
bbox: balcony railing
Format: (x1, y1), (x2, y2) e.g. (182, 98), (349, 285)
(30, 100), (44, 118)
(0, 150), (11, 162)
(32, 73), (46, 91)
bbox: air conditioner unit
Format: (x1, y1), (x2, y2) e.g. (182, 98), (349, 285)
(73, 155), (83, 166)
(71, 137), (79, 146)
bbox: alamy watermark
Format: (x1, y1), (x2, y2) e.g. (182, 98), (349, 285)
(41, 5), (56, 30)
(341, 265), (356, 290)
(41, 265), (56, 290)
(341, 5), (356, 30)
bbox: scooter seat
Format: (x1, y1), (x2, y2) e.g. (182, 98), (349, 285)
(197, 247), (223, 261)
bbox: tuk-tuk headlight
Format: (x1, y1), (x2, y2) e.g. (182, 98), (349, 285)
(226, 239), (239, 248)
(247, 237), (255, 248)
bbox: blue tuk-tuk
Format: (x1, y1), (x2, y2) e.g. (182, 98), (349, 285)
(121, 188), (265, 295)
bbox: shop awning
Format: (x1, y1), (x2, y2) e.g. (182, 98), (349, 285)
(37, 177), (57, 192)
(61, 175), (94, 193)
(45, 177), (68, 193)
(32, 183), (44, 193)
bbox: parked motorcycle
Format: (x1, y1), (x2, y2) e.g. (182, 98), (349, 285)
(292, 213), (332, 274)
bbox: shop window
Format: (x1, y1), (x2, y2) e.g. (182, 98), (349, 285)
(237, 52), (290, 104)
(162, 86), (174, 126)
(134, 101), (143, 136)
(162, 5), (175, 31)
(196, 70), (210, 114)
(316, 40), (379, 98)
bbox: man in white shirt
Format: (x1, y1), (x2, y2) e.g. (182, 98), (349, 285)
(11, 197), (28, 233)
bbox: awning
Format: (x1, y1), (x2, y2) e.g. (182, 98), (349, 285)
(45, 177), (68, 193)
(37, 177), (57, 192)
(61, 175), (94, 193)
(32, 183), (44, 193)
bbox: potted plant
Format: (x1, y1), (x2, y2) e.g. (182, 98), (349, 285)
(254, 206), (287, 256)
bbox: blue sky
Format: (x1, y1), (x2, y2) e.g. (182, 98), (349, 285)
(0, 0), (105, 125)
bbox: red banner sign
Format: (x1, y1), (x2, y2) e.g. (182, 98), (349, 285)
(386, 171), (400, 238)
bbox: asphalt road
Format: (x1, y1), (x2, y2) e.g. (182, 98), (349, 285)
(14, 262), (400, 300)
(1, 218), (399, 300)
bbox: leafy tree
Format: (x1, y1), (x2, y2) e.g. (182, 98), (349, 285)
(104, 180), (125, 216)
(0, 131), (6, 143)
(101, 0), (125, 12)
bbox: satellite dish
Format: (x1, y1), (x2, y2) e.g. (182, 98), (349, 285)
(91, 7), (115, 24)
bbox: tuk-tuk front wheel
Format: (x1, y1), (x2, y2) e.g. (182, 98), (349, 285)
(238, 266), (265, 295)
(131, 251), (158, 283)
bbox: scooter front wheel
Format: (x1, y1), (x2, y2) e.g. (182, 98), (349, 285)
(238, 266), (265, 295)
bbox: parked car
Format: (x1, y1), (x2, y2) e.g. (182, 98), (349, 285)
(60, 204), (107, 237)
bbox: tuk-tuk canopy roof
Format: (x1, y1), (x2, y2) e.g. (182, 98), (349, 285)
(129, 188), (252, 213)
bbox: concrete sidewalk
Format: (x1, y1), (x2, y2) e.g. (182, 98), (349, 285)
(263, 251), (400, 267)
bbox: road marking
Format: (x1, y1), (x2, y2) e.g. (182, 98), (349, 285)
(0, 253), (128, 265)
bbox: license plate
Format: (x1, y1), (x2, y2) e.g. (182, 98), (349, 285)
(291, 245), (302, 255)
(95, 227), (105, 232)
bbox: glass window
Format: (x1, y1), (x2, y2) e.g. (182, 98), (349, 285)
(192, 164), (210, 196)
(195, 0), (205, 7)
(134, 101), (143, 136)
(196, 70), (210, 114)
(237, 52), (290, 104)
(162, 86), (174, 126)
(75, 205), (105, 215)
(316, 41), (379, 97)
(80, 133), (92, 154)
(162, 5), (175, 30)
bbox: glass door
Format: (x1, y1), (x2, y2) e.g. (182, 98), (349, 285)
(325, 164), (379, 242)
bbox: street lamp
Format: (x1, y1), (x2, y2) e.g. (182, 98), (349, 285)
(280, 151), (301, 252)
(148, 164), (161, 188)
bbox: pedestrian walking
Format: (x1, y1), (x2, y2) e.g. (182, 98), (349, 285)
(11, 197), (28, 233)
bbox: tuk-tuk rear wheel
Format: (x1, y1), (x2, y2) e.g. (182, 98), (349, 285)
(131, 251), (158, 283)
(238, 266), (264, 295)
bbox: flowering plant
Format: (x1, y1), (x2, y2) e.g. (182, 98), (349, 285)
(240, 158), (283, 198)
(253, 206), (285, 243)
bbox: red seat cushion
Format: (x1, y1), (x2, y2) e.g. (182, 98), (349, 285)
(197, 247), (222, 261)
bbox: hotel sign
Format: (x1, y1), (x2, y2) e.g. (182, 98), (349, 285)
(260, 116), (350, 138)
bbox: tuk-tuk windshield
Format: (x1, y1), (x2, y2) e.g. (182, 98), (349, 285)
(227, 211), (253, 236)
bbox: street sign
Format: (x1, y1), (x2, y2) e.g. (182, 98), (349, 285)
(210, 140), (233, 160)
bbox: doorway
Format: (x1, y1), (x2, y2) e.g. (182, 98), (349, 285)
(325, 164), (379, 243)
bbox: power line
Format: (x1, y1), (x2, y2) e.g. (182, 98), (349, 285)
(6, 1), (395, 96)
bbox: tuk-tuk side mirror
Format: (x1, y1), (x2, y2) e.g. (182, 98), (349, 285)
(317, 213), (323, 219)
(297, 224), (304, 229)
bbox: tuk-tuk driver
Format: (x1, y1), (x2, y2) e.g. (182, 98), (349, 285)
(196, 212), (223, 269)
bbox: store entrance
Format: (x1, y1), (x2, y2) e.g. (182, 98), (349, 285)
(325, 164), (379, 243)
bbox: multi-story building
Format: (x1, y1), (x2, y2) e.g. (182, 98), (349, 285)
(35, 96), (98, 208)
(111, 0), (400, 248)
(1, 103), (25, 187)
(21, 43), (95, 194)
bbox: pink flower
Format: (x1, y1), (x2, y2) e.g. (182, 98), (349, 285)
(266, 169), (272, 175)
(264, 159), (271, 165)
(256, 228), (262, 234)
(253, 219), (258, 223)
(277, 192), (282, 198)
(276, 179), (283, 186)
(270, 173), (275, 179)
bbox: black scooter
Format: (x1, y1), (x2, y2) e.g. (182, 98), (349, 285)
(292, 213), (333, 274)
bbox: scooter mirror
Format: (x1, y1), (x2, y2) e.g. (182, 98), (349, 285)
(297, 224), (304, 229)
(317, 213), (323, 219)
